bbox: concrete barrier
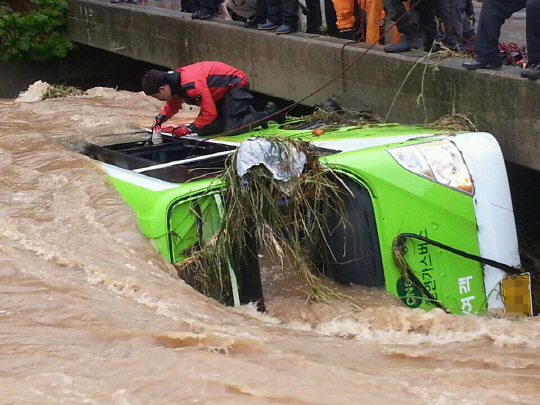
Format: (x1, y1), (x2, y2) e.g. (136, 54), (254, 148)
(67, 0), (540, 170)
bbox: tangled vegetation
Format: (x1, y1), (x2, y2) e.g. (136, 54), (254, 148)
(42, 84), (83, 99)
(0, 0), (74, 61)
(282, 107), (383, 131)
(425, 113), (478, 133)
(175, 137), (350, 305)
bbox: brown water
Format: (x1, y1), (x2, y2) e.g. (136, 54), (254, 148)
(1, 87), (540, 405)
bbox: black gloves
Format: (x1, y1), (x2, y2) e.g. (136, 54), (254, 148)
(152, 113), (166, 132)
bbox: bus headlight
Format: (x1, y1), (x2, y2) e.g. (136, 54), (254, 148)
(388, 140), (474, 195)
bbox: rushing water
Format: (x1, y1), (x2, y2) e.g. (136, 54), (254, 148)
(1, 86), (540, 405)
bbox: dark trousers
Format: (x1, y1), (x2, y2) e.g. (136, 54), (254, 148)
(305, 0), (323, 33)
(384, 0), (437, 44)
(257, 0), (268, 21)
(463, 0), (476, 38)
(197, 86), (269, 136)
(436, 0), (470, 50)
(192, 0), (220, 16)
(465, 0), (474, 21)
(266, 0), (299, 29)
(181, 0), (194, 12)
(324, 0), (338, 36)
(475, 0), (540, 63)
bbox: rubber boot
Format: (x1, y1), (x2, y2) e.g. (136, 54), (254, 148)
(264, 102), (286, 124)
(384, 35), (417, 53)
(335, 27), (355, 40)
(521, 62), (540, 80)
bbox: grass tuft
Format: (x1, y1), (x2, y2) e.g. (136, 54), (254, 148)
(175, 136), (351, 305)
(42, 84), (83, 100)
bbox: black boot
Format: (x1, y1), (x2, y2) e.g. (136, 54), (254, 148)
(521, 62), (540, 80)
(319, 98), (342, 112)
(424, 41), (442, 53)
(462, 59), (502, 70)
(384, 36), (417, 53)
(192, 9), (213, 20)
(264, 102), (286, 124)
(245, 15), (265, 28)
(335, 27), (355, 40)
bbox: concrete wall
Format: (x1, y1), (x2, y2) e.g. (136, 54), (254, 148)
(0, 46), (157, 98)
(67, 0), (540, 170)
(0, 60), (62, 98)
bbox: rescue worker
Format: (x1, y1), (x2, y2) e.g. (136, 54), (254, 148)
(327, 0), (357, 39)
(362, 0), (401, 44)
(141, 62), (282, 143)
(323, 0), (377, 41)
(383, 0), (438, 53)
(436, 0), (475, 52)
(462, 0), (540, 80)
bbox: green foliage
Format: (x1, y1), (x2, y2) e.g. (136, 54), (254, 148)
(0, 0), (74, 61)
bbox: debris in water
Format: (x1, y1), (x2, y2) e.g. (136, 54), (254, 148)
(16, 81), (84, 102)
(42, 84), (84, 100)
(16, 80), (51, 103)
(175, 136), (352, 306)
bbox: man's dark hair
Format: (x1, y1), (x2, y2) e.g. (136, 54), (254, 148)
(142, 69), (167, 95)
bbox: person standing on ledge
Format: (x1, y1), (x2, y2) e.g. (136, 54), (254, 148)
(257, 0), (299, 34)
(141, 61), (282, 144)
(462, 0), (540, 80)
(382, 0), (438, 53)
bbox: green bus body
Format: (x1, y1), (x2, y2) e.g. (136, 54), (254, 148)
(94, 123), (517, 315)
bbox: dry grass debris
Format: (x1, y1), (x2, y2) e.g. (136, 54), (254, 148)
(175, 137), (353, 305)
(283, 108), (383, 131)
(42, 84), (84, 100)
(424, 113), (478, 133)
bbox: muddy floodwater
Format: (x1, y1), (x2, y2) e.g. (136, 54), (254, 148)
(1, 87), (539, 405)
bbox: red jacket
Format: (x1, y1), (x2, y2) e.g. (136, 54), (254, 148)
(159, 61), (249, 129)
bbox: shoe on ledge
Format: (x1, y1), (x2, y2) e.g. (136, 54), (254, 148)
(462, 59), (502, 70)
(384, 36), (418, 53)
(192, 10), (213, 20)
(258, 21), (279, 30)
(275, 25), (295, 34)
(335, 27), (355, 40)
(521, 62), (540, 80)
(245, 16), (265, 28)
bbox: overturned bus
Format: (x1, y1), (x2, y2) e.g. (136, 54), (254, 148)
(78, 120), (533, 316)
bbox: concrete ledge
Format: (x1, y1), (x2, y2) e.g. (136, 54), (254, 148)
(67, 0), (540, 170)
